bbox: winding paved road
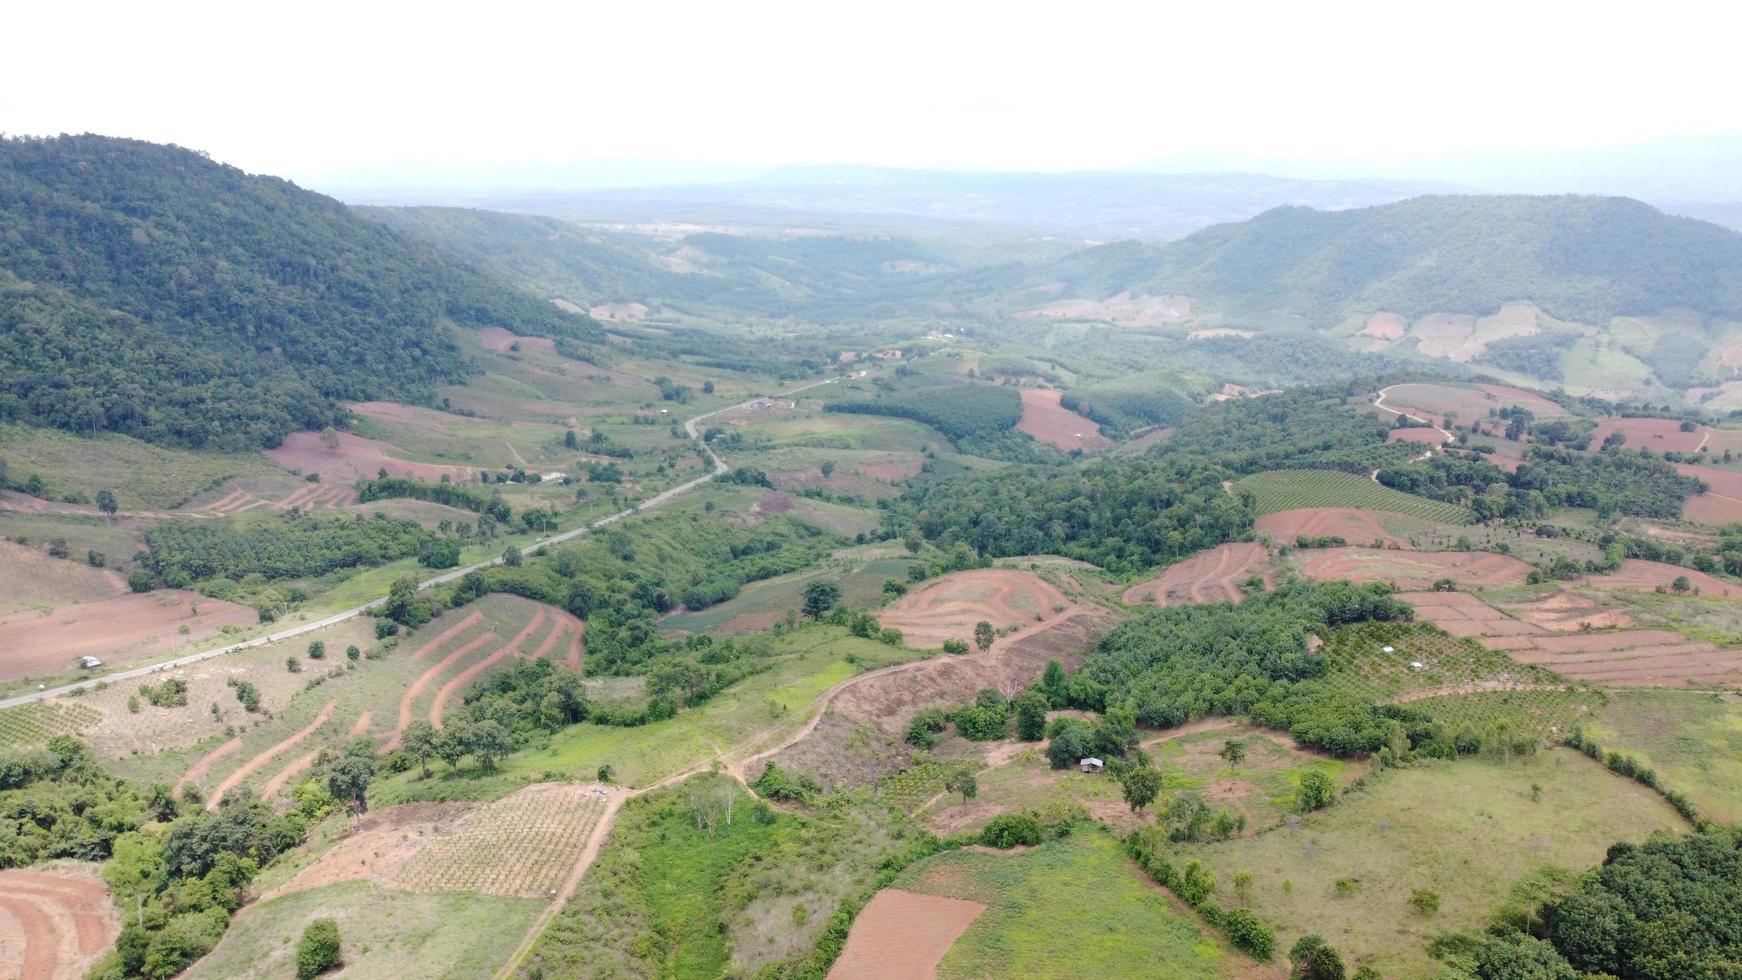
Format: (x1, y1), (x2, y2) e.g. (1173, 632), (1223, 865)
(0, 378), (839, 711)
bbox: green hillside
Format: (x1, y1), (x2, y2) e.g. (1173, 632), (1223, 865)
(1059, 195), (1742, 325)
(0, 135), (599, 450)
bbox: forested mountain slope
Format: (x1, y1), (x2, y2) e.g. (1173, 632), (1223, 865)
(1047, 195), (1742, 324)
(0, 135), (599, 450)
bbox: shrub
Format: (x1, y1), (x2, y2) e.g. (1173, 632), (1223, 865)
(295, 918), (341, 979)
(978, 812), (1043, 849)
(1408, 888), (1441, 916)
(1223, 907), (1274, 960)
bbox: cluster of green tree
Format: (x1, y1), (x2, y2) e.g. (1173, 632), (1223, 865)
(1058, 372), (1197, 436)
(0, 135), (599, 449)
(1156, 382), (1416, 475)
(825, 381), (1022, 443)
(354, 476), (511, 521)
(904, 687), (1052, 747)
(141, 513), (432, 584)
(1066, 582), (1416, 756)
(138, 678), (189, 708)
(1078, 195), (1742, 327)
(1380, 445), (1702, 519)
(1127, 824), (1275, 961)
(416, 514), (832, 675)
(1427, 831), (1742, 980)
(898, 457), (1250, 574)
(1471, 331), (1578, 380)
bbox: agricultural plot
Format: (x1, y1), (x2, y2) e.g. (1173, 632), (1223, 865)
(0, 589), (256, 684)
(1122, 541), (1273, 606)
(1588, 416), (1709, 454)
(1255, 507), (1411, 547)
(0, 864), (120, 980)
(187, 882), (541, 980)
(1673, 461), (1742, 524)
(0, 701), (103, 747)
(1293, 547), (1529, 589)
(882, 830), (1241, 979)
(1375, 382), (1565, 426)
(0, 421), (281, 512)
(391, 783), (610, 897)
(1180, 751), (1687, 979)
(1590, 689), (1742, 825)
(661, 547), (919, 635)
(1014, 387), (1109, 451)
(0, 538), (125, 615)
(1236, 469), (1473, 523)
(877, 568), (1074, 649)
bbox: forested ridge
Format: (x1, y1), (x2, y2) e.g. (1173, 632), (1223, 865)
(0, 135), (600, 450)
(1042, 195), (1742, 324)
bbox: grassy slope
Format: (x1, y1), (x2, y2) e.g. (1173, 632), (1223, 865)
(0, 422), (280, 510)
(896, 830), (1235, 979)
(1181, 750), (1688, 977)
(186, 882), (541, 980)
(1589, 688), (1742, 825)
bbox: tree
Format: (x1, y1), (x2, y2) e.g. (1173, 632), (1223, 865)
(401, 721), (436, 778)
(433, 730), (468, 771)
(563, 429), (578, 449)
(295, 918), (341, 979)
(801, 581), (840, 620)
(1408, 888), (1440, 916)
(903, 529), (924, 554)
(1297, 770), (1337, 812)
(1220, 739), (1247, 774)
(1013, 691), (1048, 741)
(942, 638), (969, 654)
(345, 645), (360, 662)
(322, 755), (375, 814)
(1120, 766), (1163, 812)
(503, 546), (523, 567)
(820, 460), (836, 478)
(974, 620), (995, 652)
(96, 488), (118, 519)
(1289, 935), (1346, 980)
(468, 721), (513, 772)
(307, 641), (325, 660)
(944, 768), (978, 803)
(1223, 907), (1275, 960)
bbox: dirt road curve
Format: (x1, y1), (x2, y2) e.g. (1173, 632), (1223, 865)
(0, 378), (840, 712)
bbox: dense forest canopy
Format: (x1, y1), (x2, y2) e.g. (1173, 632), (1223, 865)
(1045, 195), (1742, 325)
(0, 135), (600, 449)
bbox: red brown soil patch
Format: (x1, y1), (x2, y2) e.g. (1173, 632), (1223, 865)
(827, 888), (985, 980)
(1590, 418), (1708, 454)
(207, 700), (337, 809)
(1122, 542), (1273, 606)
(1588, 559), (1742, 599)
(1482, 452), (1525, 474)
(1296, 548), (1530, 589)
(879, 569), (1073, 649)
(858, 457), (925, 482)
(430, 609), (548, 728)
(1359, 312), (1406, 340)
(477, 326), (557, 353)
(0, 867), (119, 980)
(1016, 388), (1110, 452)
(265, 802), (475, 899)
(409, 611), (485, 661)
(265, 431), (473, 485)
(176, 737), (242, 793)
(757, 492), (794, 513)
(1501, 630), (1742, 686)
(1256, 509), (1405, 548)
(0, 591), (255, 683)
(1675, 463), (1742, 524)
(1380, 383), (1564, 426)
(1387, 427), (1449, 445)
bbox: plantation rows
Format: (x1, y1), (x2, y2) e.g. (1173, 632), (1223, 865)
(1236, 468), (1474, 523)
(0, 701), (102, 745)
(392, 787), (607, 898)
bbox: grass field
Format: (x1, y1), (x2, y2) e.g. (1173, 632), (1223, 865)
(519, 775), (909, 979)
(1237, 469), (1473, 523)
(187, 881), (541, 980)
(660, 548), (917, 635)
(0, 422), (280, 510)
(1182, 750), (1688, 977)
(1589, 689), (1742, 825)
(893, 830), (1237, 979)
(375, 627), (920, 803)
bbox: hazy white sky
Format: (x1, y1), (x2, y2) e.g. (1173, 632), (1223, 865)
(7, 0), (1741, 183)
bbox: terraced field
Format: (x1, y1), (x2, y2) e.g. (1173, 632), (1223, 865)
(1236, 469), (1473, 522)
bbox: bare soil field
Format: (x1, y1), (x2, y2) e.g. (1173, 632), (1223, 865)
(1675, 463), (1742, 524)
(1255, 508), (1406, 548)
(1015, 388), (1109, 452)
(0, 539), (125, 614)
(1588, 560), (1742, 599)
(1122, 542), (1273, 606)
(1386, 427), (1449, 445)
(476, 326), (557, 354)
(588, 302), (648, 321)
(1186, 328), (1255, 340)
(266, 801), (475, 899)
(0, 866), (119, 980)
(1295, 548), (1531, 589)
(1015, 291), (1191, 327)
(1589, 417), (1708, 454)
(878, 569), (1074, 649)
(1359, 312), (1406, 340)
(0, 591), (255, 682)
(265, 431), (473, 484)
(827, 888), (985, 980)
(1378, 383), (1565, 427)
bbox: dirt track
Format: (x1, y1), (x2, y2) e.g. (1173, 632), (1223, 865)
(207, 700), (337, 809)
(430, 609), (547, 727)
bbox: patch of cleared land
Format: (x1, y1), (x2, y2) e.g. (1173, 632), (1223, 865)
(0, 590), (255, 683)
(1255, 508), (1407, 547)
(878, 568), (1075, 650)
(1294, 547), (1530, 589)
(1015, 388), (1109, 452)
(828, 889), (986, 980)
(265, 430), (475, 484)
(1122, 542), (1273, 606)
(1015, 291), (1191, 327)
(1377, 382), (1565, 427)
(1181, 750), (1688, 978)
(0, 864), (119, 980)
(0, 538), (125, 614)
(1589, 417), (1709, 454)
(1591, 689), (1742, 825)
